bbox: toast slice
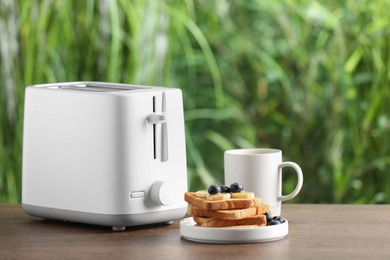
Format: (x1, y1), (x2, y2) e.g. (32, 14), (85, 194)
(193, 214), (267, 227)
(187, 204), (270, 220)
(184, 192), (261, 210)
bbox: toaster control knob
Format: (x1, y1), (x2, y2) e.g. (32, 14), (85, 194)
(150, 181), (176, 206)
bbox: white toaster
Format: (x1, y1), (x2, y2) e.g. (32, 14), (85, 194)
(22, 82), (188, 231)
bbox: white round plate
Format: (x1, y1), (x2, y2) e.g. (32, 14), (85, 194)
(180, 217), (288, 244)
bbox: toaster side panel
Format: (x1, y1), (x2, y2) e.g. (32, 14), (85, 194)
(22, 87), (126, 214)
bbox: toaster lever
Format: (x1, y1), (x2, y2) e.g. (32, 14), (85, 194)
(147, 114), (167, 124)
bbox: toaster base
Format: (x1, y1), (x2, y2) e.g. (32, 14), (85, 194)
(23, 203), (187, 231)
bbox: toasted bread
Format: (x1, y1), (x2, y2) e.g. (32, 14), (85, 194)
(193, 214), (267, 227)
(187, 204), (269, 220)
(184, 192), (261, 210)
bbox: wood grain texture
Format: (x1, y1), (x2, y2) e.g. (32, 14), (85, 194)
(1, 204), (390, 259)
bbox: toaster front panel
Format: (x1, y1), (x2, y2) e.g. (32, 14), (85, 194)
(118, 89), (187, 215)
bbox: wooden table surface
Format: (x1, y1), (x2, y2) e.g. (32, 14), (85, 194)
(1, 204), (389, 259)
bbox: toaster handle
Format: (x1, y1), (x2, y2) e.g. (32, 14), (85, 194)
(161, 92), (168, 162)
(161, 122), (168, 162)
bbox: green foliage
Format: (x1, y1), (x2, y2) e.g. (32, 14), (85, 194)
(1, 0), (389, 203)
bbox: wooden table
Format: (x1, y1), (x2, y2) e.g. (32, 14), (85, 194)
(1, 204), (389, 259)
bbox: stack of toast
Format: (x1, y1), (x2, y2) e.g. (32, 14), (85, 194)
(184, 191), (270, 228)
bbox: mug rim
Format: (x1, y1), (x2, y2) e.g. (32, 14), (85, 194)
(225, 148), (281, 155)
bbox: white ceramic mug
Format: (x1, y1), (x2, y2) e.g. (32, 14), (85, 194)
(224, 148), (303, 216)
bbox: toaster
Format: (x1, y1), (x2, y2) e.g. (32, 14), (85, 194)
(22, 82), (188, 231)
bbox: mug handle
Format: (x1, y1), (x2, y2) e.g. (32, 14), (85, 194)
(278, 161), (303, 202)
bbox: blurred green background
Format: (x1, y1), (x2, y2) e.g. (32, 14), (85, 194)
(1, 0), (389, 204)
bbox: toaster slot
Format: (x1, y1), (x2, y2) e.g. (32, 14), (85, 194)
(59, 83), (138, 92)
(147, 93), (168, 162)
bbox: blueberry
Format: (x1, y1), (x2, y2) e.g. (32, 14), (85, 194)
(264, 211), (272, 224)
(229, 183), (244, 193)
(220, 185), (231, 193)
(272, 216), (285, 223)
(208, 185), (221, 195)
(268, 219), (281, 225)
